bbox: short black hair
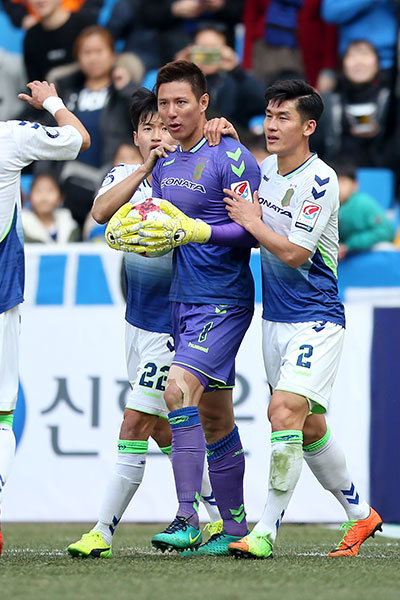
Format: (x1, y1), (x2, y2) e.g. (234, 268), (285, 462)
(129, 88), (158, 132)
(156, 60), (207, 101)
(264, 79), (324, 122)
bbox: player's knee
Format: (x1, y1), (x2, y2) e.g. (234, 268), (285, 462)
(164, 381), (184, 412)
(268, 392), (309, 431)
(120, 409), (155, 440)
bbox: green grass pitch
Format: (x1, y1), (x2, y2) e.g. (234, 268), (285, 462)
(1, 523), (399, 600)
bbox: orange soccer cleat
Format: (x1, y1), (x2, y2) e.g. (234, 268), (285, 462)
(329, 507), (383, 557)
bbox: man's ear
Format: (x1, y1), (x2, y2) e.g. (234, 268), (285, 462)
(304, 119), (317, 139)
(200, 93), (210, 114)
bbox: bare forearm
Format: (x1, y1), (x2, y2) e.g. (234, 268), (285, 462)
(247, 219), (310, 267)
(92, 166), (149, 224)
(54, 108), (90, 151)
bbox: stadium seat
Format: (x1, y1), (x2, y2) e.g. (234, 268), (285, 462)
(0, 2), (24, 54)
(357, 168), (395, 211)
(142, 69), (158, 92)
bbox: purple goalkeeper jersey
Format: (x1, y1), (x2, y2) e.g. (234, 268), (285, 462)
(151, 136), (260, 309)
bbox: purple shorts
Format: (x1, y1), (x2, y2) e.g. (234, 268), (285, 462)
(171, 302), (253, 392)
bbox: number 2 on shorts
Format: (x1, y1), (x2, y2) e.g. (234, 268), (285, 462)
(296, 344), (313, 368)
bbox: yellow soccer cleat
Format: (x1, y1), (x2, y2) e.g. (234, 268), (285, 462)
(67, 530), (112, 559)
(203, 519), (223, 538)
(228, 529), (274, 559)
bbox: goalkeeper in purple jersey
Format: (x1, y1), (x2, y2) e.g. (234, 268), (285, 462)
(67, 88), (223, 559)
(118, 61), (261, 555)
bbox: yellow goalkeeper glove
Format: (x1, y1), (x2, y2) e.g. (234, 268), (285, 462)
(105, 202), (146, 253)
(138, 200), (211, 252)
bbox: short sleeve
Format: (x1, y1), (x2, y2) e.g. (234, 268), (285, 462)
(218, 140), (260, 202)
(94, 163), (141, 201)
(12, 121), (82, 165)
(288, 171), (339, 253)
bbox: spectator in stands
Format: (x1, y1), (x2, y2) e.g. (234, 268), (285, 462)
(335, 163), (395, 260)
(3, 0), (102, 30)
(0, 48), (26, 120)
(321, 0), (398, 83)
(36, 25), (141, 227)
(107, 0), (243, 72)
(23, 0), (97, 81)
(22, 174), (80, 243)
(242, 0), (338, 91)
(176, 24), (265, 129)
(312, 40), (393, 168)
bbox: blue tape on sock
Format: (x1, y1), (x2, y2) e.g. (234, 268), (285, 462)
(168, 406), (200, 429)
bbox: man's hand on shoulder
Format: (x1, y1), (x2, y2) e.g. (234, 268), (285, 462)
(204, 117), (239, 147)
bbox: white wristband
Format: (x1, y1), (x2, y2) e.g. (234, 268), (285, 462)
(42, 96), (66, 117)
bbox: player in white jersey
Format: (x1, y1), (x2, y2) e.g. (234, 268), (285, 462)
(0, 81), (90, 556)
(221, 80), (382, 559)
(67, 89), (221, 559)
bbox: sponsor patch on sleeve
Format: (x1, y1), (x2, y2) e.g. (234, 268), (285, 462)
(230, 180), (252, 202)
(295, 201), (322, 232)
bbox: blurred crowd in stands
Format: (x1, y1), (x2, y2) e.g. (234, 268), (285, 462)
(1, 0), (400, 254)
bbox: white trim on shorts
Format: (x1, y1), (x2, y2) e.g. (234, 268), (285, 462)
(0, 305), (20, 411)
(262, 319), (344, 414)
(125, 322), (174, 419)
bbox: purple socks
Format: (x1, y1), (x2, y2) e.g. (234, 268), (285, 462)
(168, 406), (205, 528)
(206, 425), (248, 536)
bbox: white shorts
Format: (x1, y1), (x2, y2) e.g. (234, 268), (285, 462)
(0, 306), (20, 412)
(125, 322), (175, 419)
(262, 319), (345, 414)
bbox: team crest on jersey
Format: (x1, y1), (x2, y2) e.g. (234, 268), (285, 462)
(231, 180), (252, 202)
(295, 200), (322, 232)
(193, 162), (206, 181)
(281, 188), (294, 207)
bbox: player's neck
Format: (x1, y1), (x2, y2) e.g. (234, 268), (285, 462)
(179, 121), (205, 152)
(277, 147), (313, 177)
(42, 8), (70, 30)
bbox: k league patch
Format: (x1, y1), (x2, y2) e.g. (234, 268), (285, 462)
(295, 200), (322, 232)
(230, 180), (252, 202)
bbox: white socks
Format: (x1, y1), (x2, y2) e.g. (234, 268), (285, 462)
(0, 419), (16, 510)
(200, 455), (221, 523)
(95, 440), (148, 544)
(304, 427), (370, 521)
(254, 430), (303, 541)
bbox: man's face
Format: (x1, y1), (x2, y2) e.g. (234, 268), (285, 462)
(133, 113), (175, 161)
(157, 81), (208, 143)
(29, 0), (62, 19)
(263, 98), (315, 156)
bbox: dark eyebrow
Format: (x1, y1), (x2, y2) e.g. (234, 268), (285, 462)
(266, 108), (291, 117)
